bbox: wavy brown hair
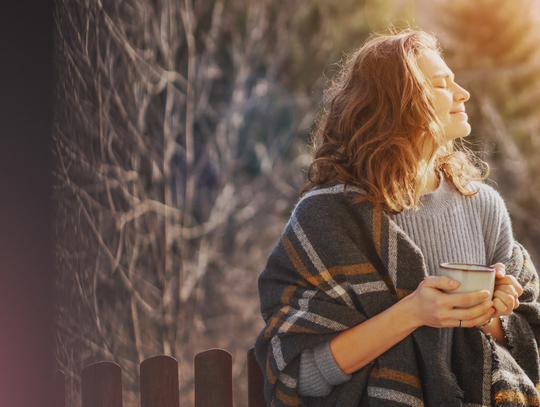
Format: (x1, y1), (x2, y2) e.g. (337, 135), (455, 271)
(301, 29), (488, 213)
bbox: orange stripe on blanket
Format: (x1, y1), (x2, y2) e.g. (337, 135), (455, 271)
(283, 235), (332, 288)
(493, 390), (540, 406)
(282, 235), (314, 283)
(266, 354), (277, 384)
(372, 206), (382, 257)
(327, 263), (378, 276)
(370, 367), (421, 390)
(264, 305), (317, 339)
(265, 306), (291, 339)
(276, 388), (303, 405)
(281, 286), (297, 305)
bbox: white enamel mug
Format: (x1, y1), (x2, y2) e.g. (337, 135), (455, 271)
(437, 263), (495, 308)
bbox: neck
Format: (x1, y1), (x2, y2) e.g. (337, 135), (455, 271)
(415, 159), (439, 204)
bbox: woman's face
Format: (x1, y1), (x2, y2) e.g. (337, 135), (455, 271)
(417, 50), (471, 142)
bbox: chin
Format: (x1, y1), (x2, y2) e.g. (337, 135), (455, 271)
(449, 125), (471, 140)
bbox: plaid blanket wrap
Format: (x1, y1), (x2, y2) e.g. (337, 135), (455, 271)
(255, 182), (540, 406)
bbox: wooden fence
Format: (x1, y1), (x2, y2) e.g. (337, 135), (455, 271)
(55, 347), (267, 407)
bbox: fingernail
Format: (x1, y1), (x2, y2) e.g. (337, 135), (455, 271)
(484, 291), (490, 298)
(449, 280), (458, 287)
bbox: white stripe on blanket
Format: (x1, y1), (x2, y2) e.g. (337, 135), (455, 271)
(281, 290), (348, 332)
(282, 290), (316, 329)
(291, 216), (355, 308)
(271, 336), (286, 371)
(281, 310), (347, 332)
(299, 184), (366, 202)
(352, 281), (388, 295)
(368, 386), (422, 407)
(278, 373), (297, 389)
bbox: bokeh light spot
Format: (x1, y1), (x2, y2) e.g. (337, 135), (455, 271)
(365, 0), (416, 32)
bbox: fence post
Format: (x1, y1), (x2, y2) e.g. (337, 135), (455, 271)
(194, 348), (233, 407)
(140, 355), (180, 407)
(81, 361), (122, 407)
(247, 347), (267, 407)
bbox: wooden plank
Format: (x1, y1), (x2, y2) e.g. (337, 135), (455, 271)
(194, 349), (233, 407)
(140, 355), (180, 407)
(81, 361), (122, 407)
(54, 369), (65, 407)
(247, 347), (267, 407)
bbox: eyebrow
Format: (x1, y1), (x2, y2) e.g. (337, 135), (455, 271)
(431, 71), (455, 81)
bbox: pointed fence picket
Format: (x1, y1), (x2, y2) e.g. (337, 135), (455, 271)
(56, 347), (269, 407)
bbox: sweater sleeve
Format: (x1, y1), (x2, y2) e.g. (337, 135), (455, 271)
(297, 342), (352, 397)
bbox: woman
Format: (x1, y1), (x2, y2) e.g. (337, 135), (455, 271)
(255, 29), (540, 406)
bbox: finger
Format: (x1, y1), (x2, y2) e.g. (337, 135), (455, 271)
(494, 275), (522, 292)
(494, 288), (516, 306)
(458, 307), (495, 329)
(446, 290), (491, 308)
(448, 299), (493, 321)
(493, 296), (512, 315)
(491, 263), (506, 278)
(493, 287), (520, 310)
(506, 275), (523, 297)
(493, 284), (518, 298)
(424, 276), (460, 291)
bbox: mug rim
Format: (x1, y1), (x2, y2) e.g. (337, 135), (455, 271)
(439, 263), (494, 273)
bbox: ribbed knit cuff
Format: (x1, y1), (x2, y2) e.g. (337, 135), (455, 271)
(298, 346), (333, 396)
(298, 342), (351, 397)
(313, 342), (352, 385)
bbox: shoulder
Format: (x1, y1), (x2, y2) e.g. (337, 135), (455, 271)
(292, 182), (367, 222)
(467, 181), (509, 213)
(289, 182), (370, 233)
(466, 180), (513, 235)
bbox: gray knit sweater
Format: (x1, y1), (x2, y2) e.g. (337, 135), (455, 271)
(297, 177), (514, 397)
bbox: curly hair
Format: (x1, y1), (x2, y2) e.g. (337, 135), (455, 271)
(301, 29), (488, 213)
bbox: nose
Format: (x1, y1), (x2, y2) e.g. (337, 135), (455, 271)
(454, 83), (470, 102)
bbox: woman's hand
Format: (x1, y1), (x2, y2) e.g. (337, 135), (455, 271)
(490, 263), (523, 319)
(407, 276), (495, 329)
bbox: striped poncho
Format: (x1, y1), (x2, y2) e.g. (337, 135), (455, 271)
(255, 182), (540, 406)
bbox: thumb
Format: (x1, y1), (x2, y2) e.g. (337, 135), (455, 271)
(426, 276), (460, 291)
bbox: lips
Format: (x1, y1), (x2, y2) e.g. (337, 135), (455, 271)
(450, 109), (466, 114)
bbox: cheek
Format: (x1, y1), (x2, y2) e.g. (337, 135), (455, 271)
(434, 95), (452, 120)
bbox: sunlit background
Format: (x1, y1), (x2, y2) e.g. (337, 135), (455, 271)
(53, 0), (540, 405)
